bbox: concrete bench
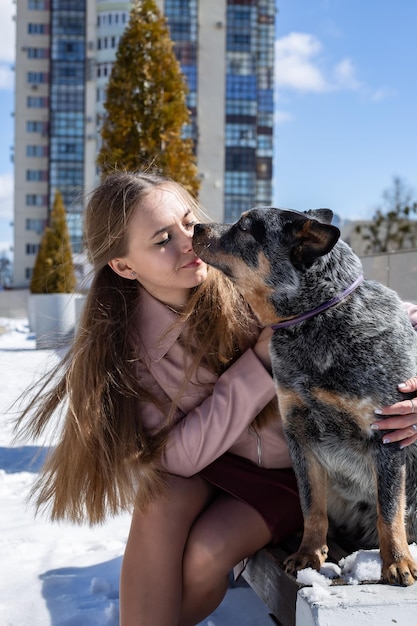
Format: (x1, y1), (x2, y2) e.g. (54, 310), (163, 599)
(242, 533), (417, 625)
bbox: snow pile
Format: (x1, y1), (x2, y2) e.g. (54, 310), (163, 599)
(296, 544), (417, 600)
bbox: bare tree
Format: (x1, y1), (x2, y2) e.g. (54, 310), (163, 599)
(0, 254), (12, 288)
(355, 177), (417, 253)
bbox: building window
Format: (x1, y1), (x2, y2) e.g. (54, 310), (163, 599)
(27, 96), (49, 108)
(50, 163), (83, 187)
(26, 194), (47, 206)
(50, 112), (83, 136)
(53, 13), (84, 36)
(26, 120), (49, 134)
(28, 23), (49, 34)
(26, 243), (40, 255)
(27, 47), (49, 59)
(226, 75), (257, 100)
(49, 141), (83, 160)
(226, 147), (256, 172)
(26, 170), (48, 181)
(96, 63), (113, 78)
(256, 157), (272, 179)
(257, 134), (273, 152)
(225, 171), (255, 195)
(256, 180), (272, 204)
(50, 89), (84, 112)
(258, 89), (273, 113)
(28, 1), (50, 9)
(26, 145), (48, 157)
(226, 100), (257, 116)
(26, 218), (46, 234)
(27, 71), (49, 83)
(52, 64), (84, 85)
(226, 123), (256, 147)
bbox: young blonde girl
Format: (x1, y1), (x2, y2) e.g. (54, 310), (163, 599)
(15, 171), (417, 625)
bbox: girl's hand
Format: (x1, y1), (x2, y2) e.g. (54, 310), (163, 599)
(371, 377), (417, 448)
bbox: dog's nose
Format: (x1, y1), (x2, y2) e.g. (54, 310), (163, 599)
(193, 223), (205, 235)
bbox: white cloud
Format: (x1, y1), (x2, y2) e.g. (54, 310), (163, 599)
(0, 0), (15, 92)
(275, 110), (294, 125)
(0, 171), (13, 219)
(275, 33), (328, 92)
(370, 87), (396, 102)
(275, 32), (361, 95)
(0, 62), (14, 90)
(0, 0), (15, 63)
(333, 58), (361, 90)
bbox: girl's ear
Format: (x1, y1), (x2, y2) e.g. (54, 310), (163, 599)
(108, 259), (137, 280)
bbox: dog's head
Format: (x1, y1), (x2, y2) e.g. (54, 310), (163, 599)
(192, 207), (340, 325)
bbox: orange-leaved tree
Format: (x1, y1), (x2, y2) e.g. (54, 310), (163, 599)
(97, 0), (200, 197)
(30, 189), (76, 294)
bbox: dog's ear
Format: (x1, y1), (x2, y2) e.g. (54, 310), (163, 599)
(286, 214), (340, 270)
(305, 208), (333, 224)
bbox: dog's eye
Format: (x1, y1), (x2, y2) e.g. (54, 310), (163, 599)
(238, 219), (250, 233)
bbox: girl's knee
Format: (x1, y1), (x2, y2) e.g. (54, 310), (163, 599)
(183, 527), (229, 583)
(131, 475), (212, 537)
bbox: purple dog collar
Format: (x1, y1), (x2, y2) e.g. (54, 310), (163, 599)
(271, 274), (364, 330)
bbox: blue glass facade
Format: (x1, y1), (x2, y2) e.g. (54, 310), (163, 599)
(49, 0), (86, 252)
(164, 0), (275, 222)
(164, 0), (198, 144)
(225, 0), (275, 221)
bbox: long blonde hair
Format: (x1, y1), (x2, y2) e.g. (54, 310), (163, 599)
(15, 171), (258, 524)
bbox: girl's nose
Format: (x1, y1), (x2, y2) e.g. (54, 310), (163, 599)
(181, 230), (193, 251)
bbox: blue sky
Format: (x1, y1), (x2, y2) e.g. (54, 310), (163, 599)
(273, 0), (417, 221)
(0, 0), (14, 253)
(1, 0), (417, 252)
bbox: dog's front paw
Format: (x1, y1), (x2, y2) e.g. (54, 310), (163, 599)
(382, 556), (417, 586)
(284, 545), (329, 576)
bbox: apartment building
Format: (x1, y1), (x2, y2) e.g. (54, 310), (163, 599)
(13, 0), (275, 287)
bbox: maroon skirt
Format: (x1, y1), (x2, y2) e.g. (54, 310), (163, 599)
(200, 452), (303, 544)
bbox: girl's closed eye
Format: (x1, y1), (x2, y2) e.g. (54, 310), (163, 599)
(155, 235), (171, 246)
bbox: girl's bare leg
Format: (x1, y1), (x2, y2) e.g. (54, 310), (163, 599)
(179, 494), (272, 626)
(120, 474), (213, 626)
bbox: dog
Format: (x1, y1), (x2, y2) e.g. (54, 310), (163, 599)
(193, 207), (417, 586)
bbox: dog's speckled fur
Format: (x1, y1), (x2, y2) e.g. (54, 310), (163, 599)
(193, 207), (417, 585)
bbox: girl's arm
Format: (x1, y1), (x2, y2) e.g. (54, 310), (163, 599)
(161, 343), (276, 476)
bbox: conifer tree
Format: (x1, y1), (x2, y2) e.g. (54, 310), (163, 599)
(97, 0), (200, 197)
(30, 190), (77, 294)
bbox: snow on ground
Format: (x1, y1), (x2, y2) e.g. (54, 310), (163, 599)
(2, 315), (417, 625)
(0, 317), (272, 625)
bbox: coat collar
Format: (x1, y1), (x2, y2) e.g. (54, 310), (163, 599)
(134, 285), (186, 363)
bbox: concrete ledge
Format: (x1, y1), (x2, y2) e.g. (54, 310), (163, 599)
(297, 581), (417, 625)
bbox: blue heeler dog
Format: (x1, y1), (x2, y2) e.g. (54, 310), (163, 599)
(193, 207), (417, 586)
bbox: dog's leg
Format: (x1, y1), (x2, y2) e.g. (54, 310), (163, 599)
(376, 450), (417, 586)
(283, 438), (329, 575)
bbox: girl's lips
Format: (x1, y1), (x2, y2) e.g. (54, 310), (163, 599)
(182, 257), (204, 269)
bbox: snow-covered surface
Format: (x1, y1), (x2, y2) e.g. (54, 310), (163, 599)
(0, 317), (271, 625)
(297, 545), (417, 595)
(2, 314), (417, 625)
(297, 551), (417, 625)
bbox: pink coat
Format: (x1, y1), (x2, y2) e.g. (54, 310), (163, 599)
(132, 287), (417, 478)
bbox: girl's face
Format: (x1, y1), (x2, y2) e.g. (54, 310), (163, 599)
(108, 185), (208, 307)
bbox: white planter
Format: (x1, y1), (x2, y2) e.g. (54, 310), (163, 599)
(74, 294), (87, 327)
(29, 293), (77, 349)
